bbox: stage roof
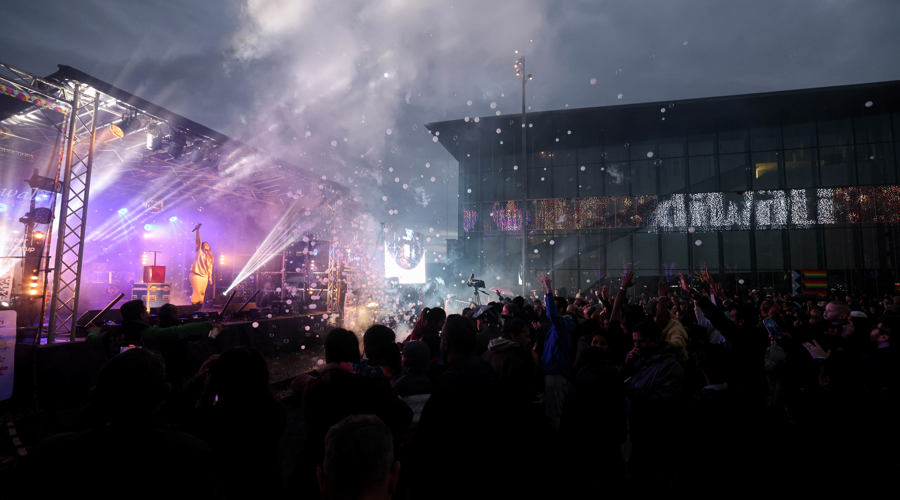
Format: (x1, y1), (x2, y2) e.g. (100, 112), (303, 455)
(1, 63), (343, 206)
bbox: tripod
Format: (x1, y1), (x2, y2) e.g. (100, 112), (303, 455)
(470, 285), (490, 306)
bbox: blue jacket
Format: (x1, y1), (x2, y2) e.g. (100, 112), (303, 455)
(540, 292), (576, 378)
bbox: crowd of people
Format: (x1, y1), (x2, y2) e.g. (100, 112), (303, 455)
(11, 271), (900, 497)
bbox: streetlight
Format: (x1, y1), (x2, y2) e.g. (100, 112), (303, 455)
(514, 56), (532, 297)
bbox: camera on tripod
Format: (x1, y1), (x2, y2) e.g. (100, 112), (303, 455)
(466, 274), (485, 289)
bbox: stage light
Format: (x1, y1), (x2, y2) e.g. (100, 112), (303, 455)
(146, 123), (163, 151)
(0, 203), (7, 213)
(189, 142), (205, 163)
(28, 289), (38, 295)
(33, 231), (45, 240)
(169, 216), (178, 223)
(118, 208), (128, 215)
(168, 132), (186, 159)
(110, 113), (138, 138)
(144, 223), (155, 232)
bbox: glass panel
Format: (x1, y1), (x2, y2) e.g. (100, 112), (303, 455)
(553, 164), (579, 198)
(606, 231), (632, 273)
(659, 136), (686, 158)
(527, 235), (551, 271)
(531, 150), (554, 170)
(784, 149), (816, 188)
(689, 133), (716, 156)
(751, 126), (782, 152)
(720, 153), (749, 192)
(818, 146), (853, 187)
(861, 226), (881, 270)
(579, 233), (606, 270)
(818, 119), (852, 147)
(783, 122), (816, 150)
(552, 269), (579, 298)
(719, 129), (748, 154)
(631, 141), (657, 162)
(578, 164), (602, 197)
(604, 144), (629, 162)
(856, 143), (895, 186)
(825, 227), (855, 270)
(579, 269), (605, 290)
(660, 232), (689, 273)
(690, 232), (719, 274)
(501, 161), (523, 200)
(689, 156), (717, 193)
(722, 231), (751, 272)
(659, 157), (687, 195)
(604, 162), (630, 196)
(631, 160), (657, 196)
(578, 146), (606, 164)
(855, 114), (892, 144)
(550, 235), (579, 269)
(752, 151), (781, 190)
(755, 231), (784, 270)
(789, 229), (819, 270)
(633, 232), (660, 276)
(527, 167), (553, 199)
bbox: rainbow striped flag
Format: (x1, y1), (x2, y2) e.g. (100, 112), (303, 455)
(801, 270), (828, 296)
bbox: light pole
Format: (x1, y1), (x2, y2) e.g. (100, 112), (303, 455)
(514, 57), (532, 297)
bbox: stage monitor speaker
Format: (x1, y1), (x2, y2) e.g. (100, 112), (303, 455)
(76, 309), (122, 327)
(149, 303), (201, 317)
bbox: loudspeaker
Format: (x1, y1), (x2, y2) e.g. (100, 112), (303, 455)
(76, 308), (122, 327)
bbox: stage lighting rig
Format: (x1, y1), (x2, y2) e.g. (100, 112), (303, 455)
(146, 122), (164, 150)
(109, 110), (139, 138)
(168, 131), (186, 159)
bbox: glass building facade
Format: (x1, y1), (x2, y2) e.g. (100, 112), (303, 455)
(428, 80), (900, 297)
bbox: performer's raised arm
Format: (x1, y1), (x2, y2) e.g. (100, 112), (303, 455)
(194, 223), (202, 252)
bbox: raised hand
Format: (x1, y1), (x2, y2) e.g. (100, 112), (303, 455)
(621, 270), (634, 290)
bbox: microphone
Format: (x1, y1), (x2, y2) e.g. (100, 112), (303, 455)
(192, 223), (201, 232)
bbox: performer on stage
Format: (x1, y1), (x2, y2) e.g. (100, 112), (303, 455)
(190, 223), (213, 305)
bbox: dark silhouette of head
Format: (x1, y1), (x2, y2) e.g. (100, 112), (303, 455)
(440, 314), (478, 361)
(317, 414), (400, 500)
(90, 347), (169, 425)
(324, 328), (361, 364)
(206, 346), (271, 404)
(363, 324), (397, 362)
(424, 307), (447, 331)
(157, 303), (179, 327)
(401, 340), (430, 374)
(120, 299), (148, 323)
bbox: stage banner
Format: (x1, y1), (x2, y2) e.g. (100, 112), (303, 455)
(0, 267), (12, 303)
(0, 310), (16, 401)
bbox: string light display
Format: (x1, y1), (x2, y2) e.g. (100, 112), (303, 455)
(461, 185), (900, 234)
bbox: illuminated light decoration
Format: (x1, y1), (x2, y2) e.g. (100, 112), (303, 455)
(649, 189), (833, 231)
(463, 209), (478, 232)
(801, 269), (828, 296)
(0, 81), (71, 115)
(491, 201), (525, 232)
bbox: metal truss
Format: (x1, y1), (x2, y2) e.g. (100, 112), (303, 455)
(46, 85), (101, 341)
